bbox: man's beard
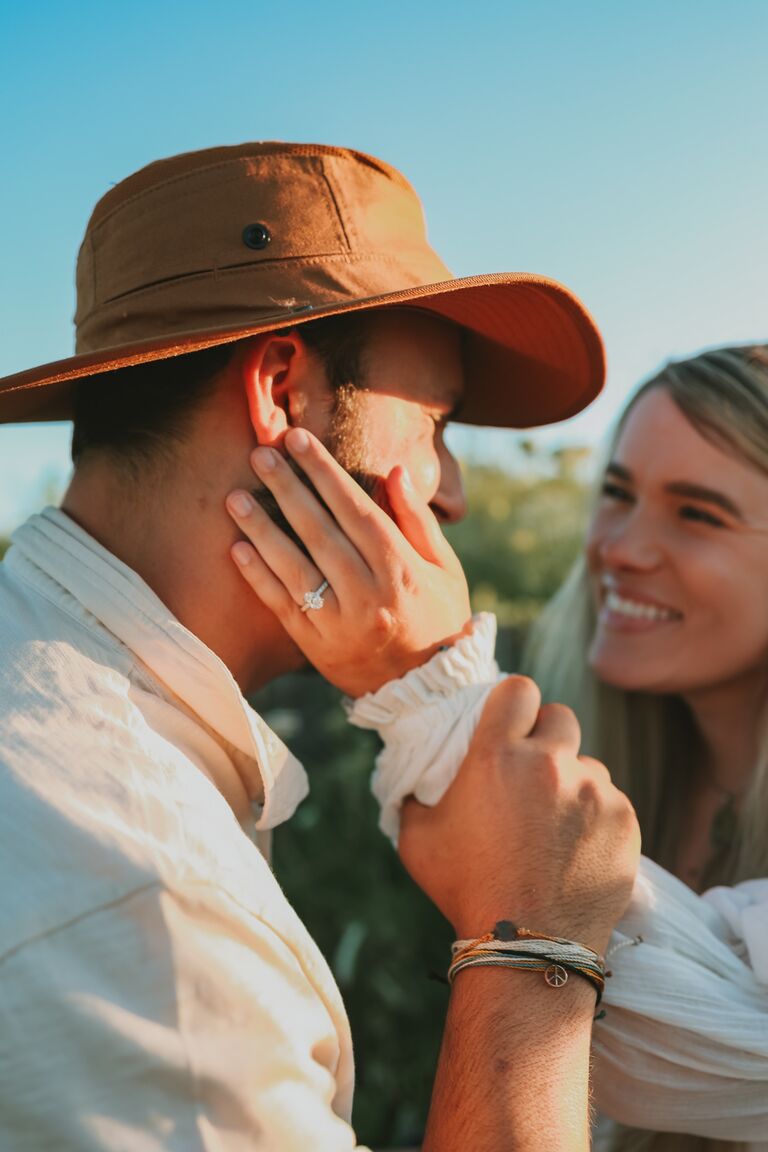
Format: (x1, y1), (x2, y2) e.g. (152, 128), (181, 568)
(250, 384), (382, 557)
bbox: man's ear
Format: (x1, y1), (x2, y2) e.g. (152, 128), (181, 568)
(239, 333), (304, 447)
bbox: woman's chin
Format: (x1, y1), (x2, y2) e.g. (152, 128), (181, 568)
(588, 643), (668, 694)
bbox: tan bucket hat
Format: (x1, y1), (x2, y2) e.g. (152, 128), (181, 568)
(0, 142), (605, 427)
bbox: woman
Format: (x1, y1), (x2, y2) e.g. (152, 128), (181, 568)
(226, 344), (768, 1151)
(528, 344), (768, 895)
(524, 343), (768, 1152)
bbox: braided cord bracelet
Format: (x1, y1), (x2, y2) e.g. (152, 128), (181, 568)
(448, 920), (609, 1005)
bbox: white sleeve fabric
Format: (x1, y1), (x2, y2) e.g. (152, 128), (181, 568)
(345, 612), (500, 842)
(593, 859), (768, 1140)
(0, 881), (371, 1152)
(346, 614), (768, 1140)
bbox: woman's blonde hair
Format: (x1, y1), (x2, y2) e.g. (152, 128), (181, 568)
(524, 344), (768, 1152)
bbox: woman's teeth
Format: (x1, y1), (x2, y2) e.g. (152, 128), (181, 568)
(604, 590), (679, 622)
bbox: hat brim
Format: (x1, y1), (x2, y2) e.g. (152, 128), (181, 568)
(0, 272), (604, 428)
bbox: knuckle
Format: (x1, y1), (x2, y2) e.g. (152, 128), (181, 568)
(396, 563), (417, 594)
(541, 700), (578, 727)
(538, 701), (581, 744)
(538, 700), (562, 719)
(512, 743), (562, 787)
(577, 775), (602, 807)
(538, 748), (566, 784)
(496, 674), (542, 714)
(618, 793), (640, 828)
(579, 754), (612, 782)
(371, 605), (396, 636)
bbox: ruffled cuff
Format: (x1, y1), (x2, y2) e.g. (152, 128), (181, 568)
(345, 613), (502, 843)
(344, 612), (499, 729)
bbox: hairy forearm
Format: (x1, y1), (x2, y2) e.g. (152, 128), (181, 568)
(423, 968), (595, 1152)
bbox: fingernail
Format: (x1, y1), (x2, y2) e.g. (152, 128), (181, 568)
(400, 467), (413, 492)
(286, 428), (309, 454)
(252, 447), (278, 472)
(228, 491), (253, 517)
(231, 542), (253, 566)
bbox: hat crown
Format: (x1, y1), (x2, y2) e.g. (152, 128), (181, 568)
(75, 142), (451, 354)
(0, 139), (605, 429)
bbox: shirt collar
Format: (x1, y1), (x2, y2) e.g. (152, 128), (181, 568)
(8, 507), (309, 829)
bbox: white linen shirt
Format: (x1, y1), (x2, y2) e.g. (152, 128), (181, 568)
(0, 508), (372, 1151)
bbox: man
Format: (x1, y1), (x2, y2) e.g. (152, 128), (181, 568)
(0, 142), (638, 1150)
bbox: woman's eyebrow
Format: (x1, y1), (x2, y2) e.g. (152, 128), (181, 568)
(664, 481), (744, 520)
(605, 462), (632, 482)
(605, 463), (744, 520)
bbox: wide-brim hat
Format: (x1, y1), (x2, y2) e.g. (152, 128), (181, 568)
(0, 142), (605, 427)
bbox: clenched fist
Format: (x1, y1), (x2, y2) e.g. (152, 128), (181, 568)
(398, 676), (640, 954)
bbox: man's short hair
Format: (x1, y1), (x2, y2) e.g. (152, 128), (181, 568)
(70, 311), (375, 469)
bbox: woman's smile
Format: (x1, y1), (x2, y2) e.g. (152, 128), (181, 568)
(599, 578), (683, 632)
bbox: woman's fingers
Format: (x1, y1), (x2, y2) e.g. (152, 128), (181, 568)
(230, 539), (334, 629)
(385, 466), (456, 567)
(226, 488), (339, 615)
(281, 429), (411, 568)
(239, 448), (373, 595)
(248, 444), (351, 558)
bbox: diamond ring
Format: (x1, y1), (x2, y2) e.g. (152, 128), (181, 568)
(300, 578), (330, 612)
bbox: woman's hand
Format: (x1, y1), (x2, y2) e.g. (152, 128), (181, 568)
(225, 427), (472, 697)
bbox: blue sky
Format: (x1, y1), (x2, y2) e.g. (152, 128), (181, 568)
(1, 0), (766, 531)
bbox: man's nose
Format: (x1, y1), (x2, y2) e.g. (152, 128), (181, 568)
(430, 448), (467, 524)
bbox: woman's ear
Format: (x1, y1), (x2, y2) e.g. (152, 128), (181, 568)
(239, 334), (301, 447)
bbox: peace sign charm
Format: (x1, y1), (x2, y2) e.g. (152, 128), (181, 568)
(544, 964), (569, 988)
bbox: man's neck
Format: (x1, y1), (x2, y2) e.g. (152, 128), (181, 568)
(62, 454), (303, 696)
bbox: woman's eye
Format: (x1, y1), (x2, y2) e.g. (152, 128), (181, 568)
(679, 505), (725, 528)
(600, 481), (632, 502)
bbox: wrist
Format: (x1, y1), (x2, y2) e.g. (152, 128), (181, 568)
(347, 611), (499, 716)
(452, 908), (612, 957)
(400, 615), (476, 675)
(450, 962), (597, 1017)
(447, 920), (608, 1011)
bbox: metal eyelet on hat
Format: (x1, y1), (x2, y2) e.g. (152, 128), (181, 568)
(242, 223), (271, 250)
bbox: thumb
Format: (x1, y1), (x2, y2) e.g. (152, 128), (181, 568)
(385, 466), (451, 565)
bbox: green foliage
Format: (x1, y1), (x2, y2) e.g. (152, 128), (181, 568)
(0, 538), (9, 560)
(251, 454), (590, 1149)
(446, 461), (590, 625)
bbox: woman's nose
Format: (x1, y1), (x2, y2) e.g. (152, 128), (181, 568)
(595, 509), (664, 571)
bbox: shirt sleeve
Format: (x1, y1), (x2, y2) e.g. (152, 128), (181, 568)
(0, 880), (372, 1152)
(593, 856), (768, 1141)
